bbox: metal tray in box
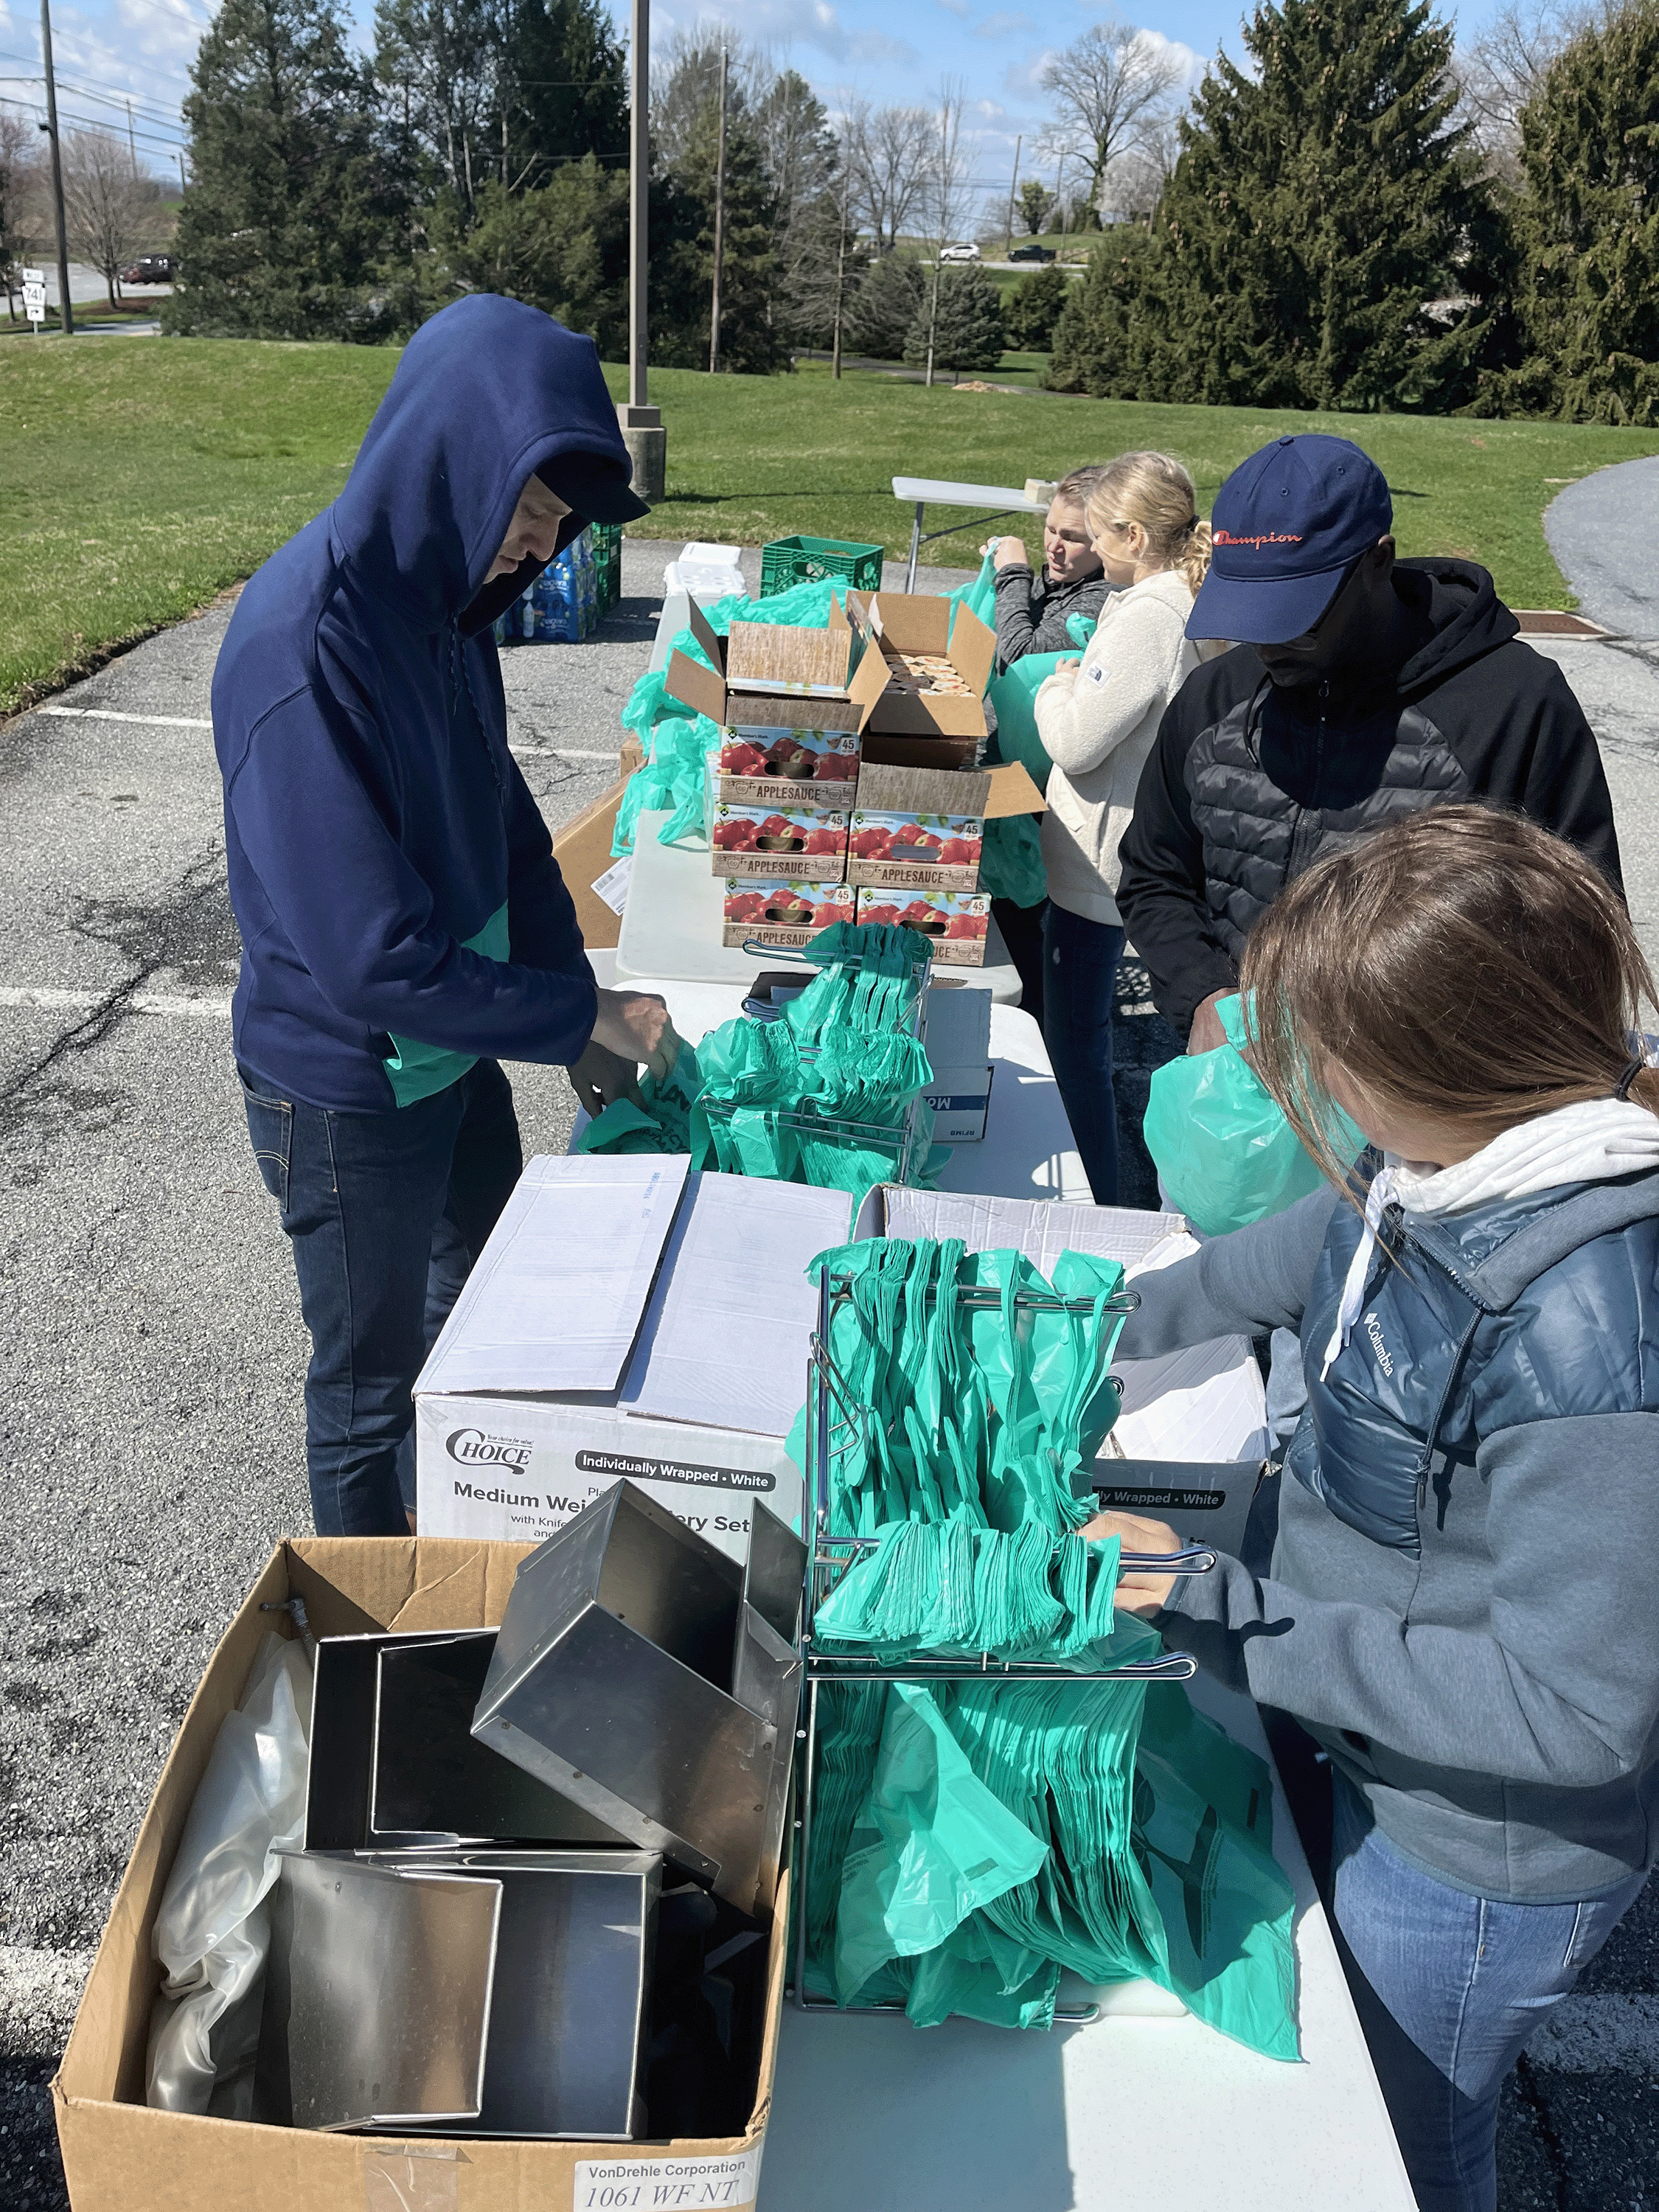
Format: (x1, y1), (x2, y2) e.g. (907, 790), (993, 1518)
(471, 1482), (806, 1917)
(257, 1854), (503, 2131)
(305, 1629), (627, 1851)
(260, 1850), (662, 2140)
(370, 1850), (662, 2140)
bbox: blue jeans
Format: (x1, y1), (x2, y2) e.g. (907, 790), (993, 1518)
(1329, 1773), (1646, 2212)
(1041, 905), (1126, 1206)
(241, 1057), (523, 1536)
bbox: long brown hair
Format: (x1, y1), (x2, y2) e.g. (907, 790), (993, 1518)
(1240, 806), (1659, 1181)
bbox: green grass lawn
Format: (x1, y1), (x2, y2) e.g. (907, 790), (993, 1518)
(5, 330), (1659, 714)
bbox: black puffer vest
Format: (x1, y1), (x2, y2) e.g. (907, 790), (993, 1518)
(1185, 678), (1470, 961)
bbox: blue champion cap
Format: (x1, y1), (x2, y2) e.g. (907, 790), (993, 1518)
(1187, 434), (1393, 644)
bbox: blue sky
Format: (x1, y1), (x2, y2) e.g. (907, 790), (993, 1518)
(0, 0), (1504, 206)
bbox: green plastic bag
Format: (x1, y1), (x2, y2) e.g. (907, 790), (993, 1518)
(978, 813), (1046, 908)
(1143, 992), (1364, 1235)
(613, 577), (852, 855)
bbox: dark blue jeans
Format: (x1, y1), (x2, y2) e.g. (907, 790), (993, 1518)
(241, 1058), (523, 1535)
(1041, 902), (1126, 1206)
(1331, 1773), (1646, 2212)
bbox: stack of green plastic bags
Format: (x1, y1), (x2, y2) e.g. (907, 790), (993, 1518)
(789, 1233), (1301, 2059)
(578, 923), (945, 1204)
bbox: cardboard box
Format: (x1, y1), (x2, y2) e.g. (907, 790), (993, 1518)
(712, 717), (862, 808)
(835, 589), (998, 747)
(550, 775), (630, 951)
(711, 799), (849, 878)
(54, 1538), (785, 2211)
(721, 878), (855, 950)
(922, 1062), (993, 1141)
(664, 599), (889, 730)
(416, 1158), (858, 1557)
(847, 762), (990, 891)
(855, 885), (991, 964)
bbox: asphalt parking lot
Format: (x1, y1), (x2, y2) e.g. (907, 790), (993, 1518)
(2, 538), (1658, 2208)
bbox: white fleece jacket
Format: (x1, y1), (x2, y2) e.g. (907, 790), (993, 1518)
(1032, 566), (1199, 926)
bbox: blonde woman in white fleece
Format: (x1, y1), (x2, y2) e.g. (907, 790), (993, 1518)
(1034, 451), (1214, 1202)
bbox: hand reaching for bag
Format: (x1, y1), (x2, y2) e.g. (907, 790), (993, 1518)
(1081, 1507), (1183, 1616)
(569, 989), (683, 1119)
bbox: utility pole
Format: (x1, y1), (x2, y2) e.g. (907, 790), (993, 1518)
(618, 0), (664, 499)
(177, 150), (187, 195)
(707, 43), (728, 375)
(38, 0), (73, 335)
(126, 98), (137, 172)
(1057, 148), (1069, 260)
(1003, 133), (1020, 258)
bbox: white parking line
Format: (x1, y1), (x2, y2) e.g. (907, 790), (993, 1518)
(0, 984), (231, 1018)
(39, 705), (214, 729)
(1528, 1993), (1659, 2071)
(34, 706), (617, 768)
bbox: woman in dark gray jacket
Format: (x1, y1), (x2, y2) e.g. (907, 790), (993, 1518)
(986, 464), (1111, 667)
(1091, 807), (1659, 2212)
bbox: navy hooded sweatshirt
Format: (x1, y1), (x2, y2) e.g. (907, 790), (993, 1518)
(213, 294), (623, 1113)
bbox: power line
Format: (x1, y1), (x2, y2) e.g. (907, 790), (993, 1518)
(0, 46), (187, 125)
(0, 88), (187, 153)
(0, 66), (185, 131)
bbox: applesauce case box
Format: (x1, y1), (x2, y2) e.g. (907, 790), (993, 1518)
(722, 877), (855, 949)
(715, 717), (861, 806)
(856, 886), (990, 965)
(711, 800), (849, 878)
(847, 810), (984, 891)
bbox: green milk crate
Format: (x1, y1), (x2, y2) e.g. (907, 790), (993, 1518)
(590, 521), (623, 613)
(759, 535), (885, 598)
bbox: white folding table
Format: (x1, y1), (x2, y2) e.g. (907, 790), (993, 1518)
(601, 976), (1088, 1204)
(892, 474), (1051, 591)
(615, 810), (1026, 1004)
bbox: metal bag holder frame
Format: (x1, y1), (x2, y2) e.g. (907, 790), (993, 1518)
(709, 937), (935, 1189)
(789, 1269), (1218, 2020)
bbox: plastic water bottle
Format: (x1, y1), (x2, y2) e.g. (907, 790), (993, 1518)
(575, 531), (596, 636)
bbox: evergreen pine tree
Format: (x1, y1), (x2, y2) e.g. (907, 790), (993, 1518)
(654, 103), (787, 374)
(1045, 226), (1154, 393)
(400, 153), (628, 346)
(903, 266), (1005, 375)
(1002, 262), (1071, 350)
(1489, 0), (1659, 424)
(168, 0), (411, 339)
(1071, 0), (1492, 410)
(502, 0), (628, 188)
(842, 252), (925, 360)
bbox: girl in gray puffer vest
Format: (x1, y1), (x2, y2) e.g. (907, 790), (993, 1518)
(1090, 806), (1659, 2212)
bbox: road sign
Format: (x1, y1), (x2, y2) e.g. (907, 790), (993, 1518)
(22, 278), (47, 325)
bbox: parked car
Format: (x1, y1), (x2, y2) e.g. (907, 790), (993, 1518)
(119, 254), (175, 285)
(939, 242), (981, 262)
(1009, 242), (1056, 263)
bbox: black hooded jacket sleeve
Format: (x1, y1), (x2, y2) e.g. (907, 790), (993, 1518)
(1116, 563), (1623, 1040)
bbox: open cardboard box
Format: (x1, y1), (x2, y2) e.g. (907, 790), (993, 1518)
(833, 589), (998, 750)
(549, 737), (647, 952)
(53, 1537), (785, 2212)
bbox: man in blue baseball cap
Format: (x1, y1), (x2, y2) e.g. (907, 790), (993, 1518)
(1118, 433), (1621, 1052)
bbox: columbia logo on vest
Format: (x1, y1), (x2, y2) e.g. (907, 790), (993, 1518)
(1362, 1312), (1395, 1377)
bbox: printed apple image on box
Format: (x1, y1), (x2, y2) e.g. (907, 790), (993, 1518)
(846, 760), (990, 890)
(855, 886), (991, 966)
(721, 878), (856, 949)
(710, 801), (849, 878)
(715, 719), (861, 806)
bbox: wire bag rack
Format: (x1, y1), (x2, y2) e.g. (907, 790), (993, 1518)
(707, 939), (936, 1189)
(788, 1271), (1219, 2019)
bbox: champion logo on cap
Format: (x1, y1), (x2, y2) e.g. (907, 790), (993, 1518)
(1188, 434), (1393, 647)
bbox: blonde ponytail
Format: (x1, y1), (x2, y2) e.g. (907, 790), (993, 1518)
(1085, 451), (1210, 600)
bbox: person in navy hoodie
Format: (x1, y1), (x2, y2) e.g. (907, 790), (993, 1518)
(214, 293), (675, 1537)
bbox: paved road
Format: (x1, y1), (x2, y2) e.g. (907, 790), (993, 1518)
(1, 543), (1658, 2208)
(1545, 456), (1659, 639)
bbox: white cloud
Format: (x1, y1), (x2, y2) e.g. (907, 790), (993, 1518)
(975, 8), (1033, 35)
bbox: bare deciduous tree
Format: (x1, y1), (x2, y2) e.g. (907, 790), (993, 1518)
(1455, 0), (1590, 171)
(844, 95), (935, 251)
(1104, 109), (1179, 225)
(60, 128), (161, 305)
(1039, 19), (1183, 220)
(0, 108), (36, 319)
(919, 75), (968, 386)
